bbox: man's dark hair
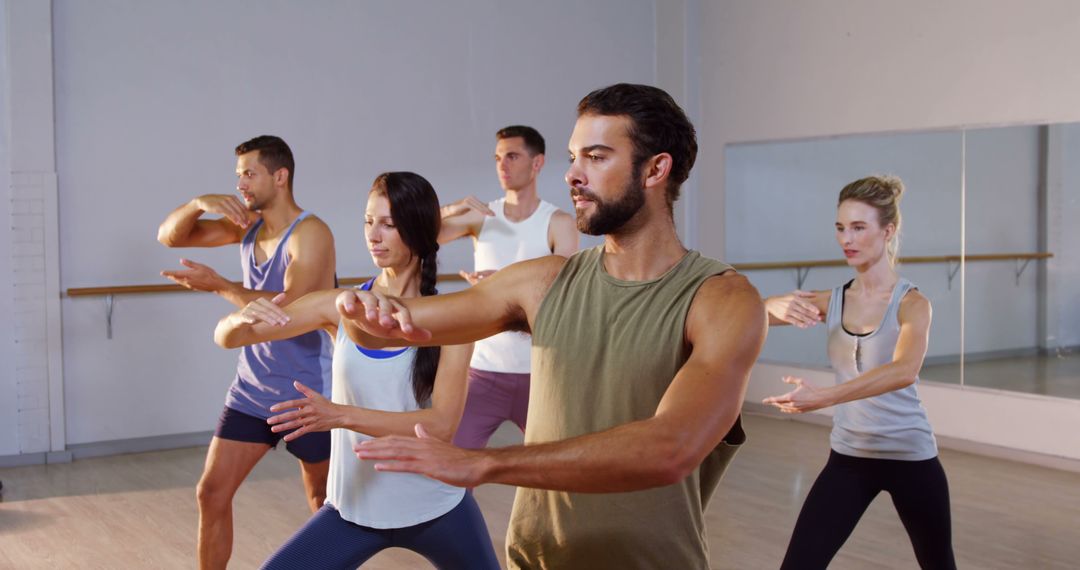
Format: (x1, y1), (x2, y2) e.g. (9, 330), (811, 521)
(496, 125), (545, 156)
(235, 135), (295, 190)
(577, 83), (697, 209)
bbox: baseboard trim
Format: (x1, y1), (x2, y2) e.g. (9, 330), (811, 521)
(0, 452), (47, 468)
(741, 403), (1080, 474)
(68, 431), (214, 460)
(0, 431), (214, 468)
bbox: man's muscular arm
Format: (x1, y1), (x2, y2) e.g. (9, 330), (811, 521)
(157, 194), (256, 248)
(354, 273), (767, 492)
(162, 216), (336, 308)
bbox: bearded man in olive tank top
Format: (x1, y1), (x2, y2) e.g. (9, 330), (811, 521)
(329, 84), (767, 570)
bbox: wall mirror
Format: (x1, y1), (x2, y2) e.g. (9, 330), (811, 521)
(726, 124), (1078, 399)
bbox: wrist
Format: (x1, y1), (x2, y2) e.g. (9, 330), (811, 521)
(817, 385), (840, 408)
(328, 403), (345, 429)
(214, 279), (240, 296)
(474, 448), (502, 484)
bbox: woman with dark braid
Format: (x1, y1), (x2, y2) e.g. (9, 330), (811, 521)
(763, 175), (956, 569)
(215, 172), (498, 569)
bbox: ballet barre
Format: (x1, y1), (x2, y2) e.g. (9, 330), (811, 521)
(65, 274), (467, 339)
(733, 252), (1053, 290)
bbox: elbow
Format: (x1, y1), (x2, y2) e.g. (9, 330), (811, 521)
(648, 457), (696, 488)
(893, 365), (920, 389)
(213, 323), (239, 349)
(646, 438), (700, 487)
(157, 229), (175, 247)
(425, 415), (459, 444)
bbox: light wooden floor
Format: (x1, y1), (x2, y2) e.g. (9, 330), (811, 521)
(923, 351), (1080, 400)
(2, 413), (1078, 569)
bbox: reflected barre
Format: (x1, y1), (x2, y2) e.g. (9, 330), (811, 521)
(731, 252), (1053, 290)
(65, 274), (467, 340)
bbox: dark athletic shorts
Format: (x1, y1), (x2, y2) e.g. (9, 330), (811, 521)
(214, 406), (331, 463)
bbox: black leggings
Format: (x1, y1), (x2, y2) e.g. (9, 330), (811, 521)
(780, 450), (956, 570)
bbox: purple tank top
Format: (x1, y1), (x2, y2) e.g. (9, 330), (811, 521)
(226, 211), (333, 419)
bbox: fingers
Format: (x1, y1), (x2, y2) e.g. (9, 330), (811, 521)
(270, 419), (305, 433)
(336, 290), (362, 317)
(266, 405), (301, 420)
(241, 297), (290, 326)
(353, 436), (417, 459)
(271, 292), (287, 305)
(179, 258), (203, 270)
(762, 392), (793, 406)
(789, 298), (823, 328)
(224, 196), (250, 227)
(281, 427), (308, 442)
(782, 375), (804, 386)
(335, 290), (432, 342)
(414, 423), (431, 439)
(460, 270), (494, 287)
(293, 381), (316, 398)
(161, 268), (196, 289)
(465, 196), (495, 216)
(213, 195), (249, 227)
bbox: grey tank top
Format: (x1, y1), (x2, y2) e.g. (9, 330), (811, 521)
(826, 277), (938, 460)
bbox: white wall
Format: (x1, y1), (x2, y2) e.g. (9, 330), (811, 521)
(699, 0), (1080, 461)
(0, 0), (18, 456)
(49, 0), (656, 445)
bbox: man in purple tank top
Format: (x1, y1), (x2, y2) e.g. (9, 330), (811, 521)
(158, 135), (336, 570)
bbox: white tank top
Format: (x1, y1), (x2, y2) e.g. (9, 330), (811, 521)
(325, 316), (465, 528)
(471, 197), (558, 373)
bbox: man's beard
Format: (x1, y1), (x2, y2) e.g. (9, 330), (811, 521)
(572, 170), (645, 236)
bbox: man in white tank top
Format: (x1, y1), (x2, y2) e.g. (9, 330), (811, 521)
(438, 125), (579, 449)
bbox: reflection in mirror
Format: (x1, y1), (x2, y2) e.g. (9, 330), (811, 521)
(924, 125), (1077, 399)
(725, 130), (963, 387)
(727, 125), (1078, 399)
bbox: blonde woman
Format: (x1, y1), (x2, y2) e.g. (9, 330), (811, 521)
(764, 176), (956, 569)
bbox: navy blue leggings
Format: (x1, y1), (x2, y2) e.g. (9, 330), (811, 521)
(780, 450), (956, 570)
(261, 493), (500, 569)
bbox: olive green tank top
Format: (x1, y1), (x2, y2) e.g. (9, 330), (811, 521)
(505, 246), (744, 570)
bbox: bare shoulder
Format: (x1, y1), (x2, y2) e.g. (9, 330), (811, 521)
(898, 288), (932, 321)
(501, 254), (567, 291)
(496, 254), (568, 319)
(294, 214), (334, 239)
(690, 272), (765, 323)
(288, 215), (335, 250)
(686, 272), (767, 349)
(550, 209), (575, 225)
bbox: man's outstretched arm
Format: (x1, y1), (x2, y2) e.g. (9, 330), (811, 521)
(354, 272), (767, 492)
(336, 254), (563, 349)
